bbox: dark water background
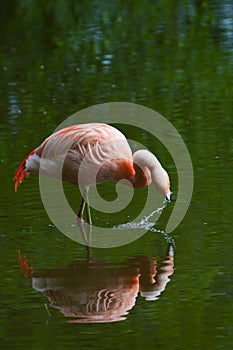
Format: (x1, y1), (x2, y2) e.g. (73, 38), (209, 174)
(0, 1), (232, 349)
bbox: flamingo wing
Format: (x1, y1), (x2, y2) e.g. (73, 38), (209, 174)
(14, 123), (133, 190)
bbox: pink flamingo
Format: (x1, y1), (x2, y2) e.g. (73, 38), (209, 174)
(14, 123), (171, 224)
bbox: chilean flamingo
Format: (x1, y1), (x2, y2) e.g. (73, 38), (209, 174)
(14, 123), (172, 224)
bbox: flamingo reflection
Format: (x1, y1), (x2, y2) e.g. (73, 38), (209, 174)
(18, 244), (174, 323)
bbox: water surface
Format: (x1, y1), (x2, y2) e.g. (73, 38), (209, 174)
(0, 1), (232, 349)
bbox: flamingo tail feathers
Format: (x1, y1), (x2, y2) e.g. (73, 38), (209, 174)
(14, 150), (36, 191)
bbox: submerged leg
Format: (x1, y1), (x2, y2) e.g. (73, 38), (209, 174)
(76, 218), (92, 260)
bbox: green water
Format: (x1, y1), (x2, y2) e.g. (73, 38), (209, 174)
(0, 1), (232, 349)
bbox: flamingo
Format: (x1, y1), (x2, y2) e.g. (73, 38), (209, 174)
(14, 123), (172, 224)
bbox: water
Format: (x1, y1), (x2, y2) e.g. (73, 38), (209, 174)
(0, 1), (232, 349)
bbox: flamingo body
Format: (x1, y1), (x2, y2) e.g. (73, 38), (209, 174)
(14, 123), (171, 223)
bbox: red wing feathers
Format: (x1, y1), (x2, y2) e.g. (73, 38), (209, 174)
(14, 149), (36, 191)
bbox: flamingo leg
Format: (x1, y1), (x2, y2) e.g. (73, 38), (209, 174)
(78, 197), (86, 220)
(85, 202), (92, 225)
(84, 189), (92, 225)
(78, 188), (92, 225)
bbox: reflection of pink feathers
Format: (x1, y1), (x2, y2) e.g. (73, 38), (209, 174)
(18, 249), (175, 323)
(14, 123), (171, 223)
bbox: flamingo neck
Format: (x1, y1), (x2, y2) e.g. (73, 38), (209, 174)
(108, 159), (151, 188)
(131, 163), (152, 188)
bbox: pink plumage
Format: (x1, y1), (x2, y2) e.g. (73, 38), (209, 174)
(14, 123), (171, 223)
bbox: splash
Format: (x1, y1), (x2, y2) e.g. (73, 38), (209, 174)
(113, 201), (167, 232)
(113, 201), (175, 245)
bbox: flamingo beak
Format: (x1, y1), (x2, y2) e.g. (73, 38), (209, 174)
(165, 191), (172, 202)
